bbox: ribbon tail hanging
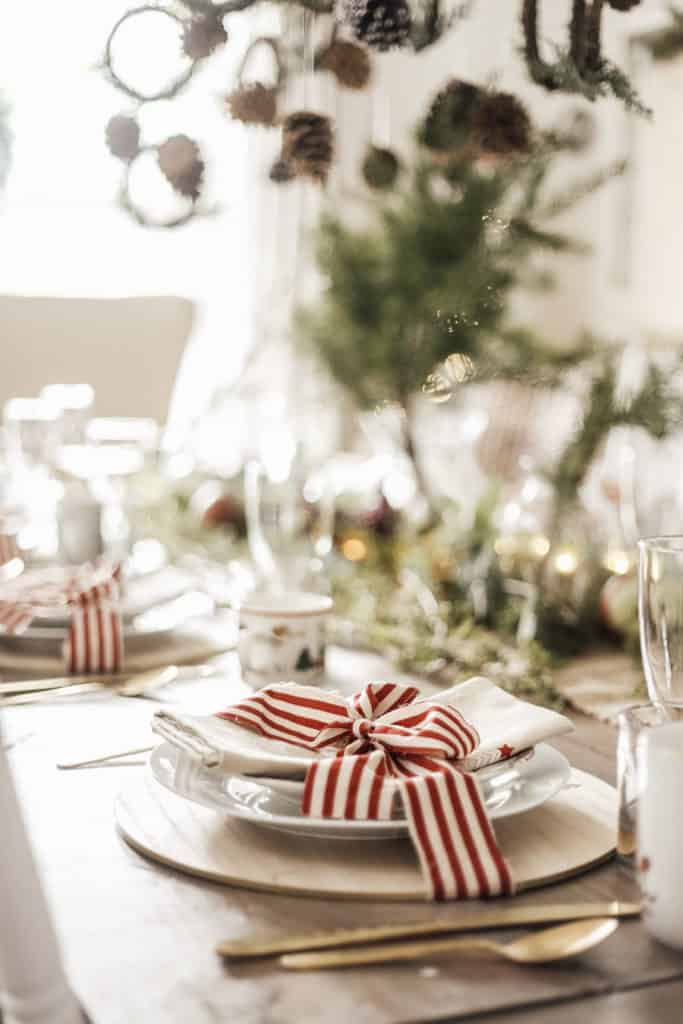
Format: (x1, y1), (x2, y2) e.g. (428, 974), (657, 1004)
(399, 764), (515, 901)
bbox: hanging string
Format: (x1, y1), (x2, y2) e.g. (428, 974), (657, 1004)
(371, 75), (392, 150)
(285, 8), (316, 406)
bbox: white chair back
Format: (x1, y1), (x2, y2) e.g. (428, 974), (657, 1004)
(0, 727), (85, 1024)
(0, 295), (195, 423)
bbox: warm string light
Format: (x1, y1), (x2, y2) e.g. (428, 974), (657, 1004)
(603, 548), (632, 576)
(494, 533), (550, 561)
(552, 547), (579, 577)
(495, 534), (634, 581)
(341, 537), (367, 562)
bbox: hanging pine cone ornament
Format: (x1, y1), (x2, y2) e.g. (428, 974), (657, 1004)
(157, 135), (204, 200)
(226, 82), (278, 127)
(316, 39), (371, 90)
(282, 112), (334, 183)
(471, 91), (532, 156)
(269, 158), (296, 184)
(105, 114), (141, 162)
(347, 0), (411, 51)
(362, 145), (400, 189)
(182, 13), (228, 60)
(418, 79), (483, 153)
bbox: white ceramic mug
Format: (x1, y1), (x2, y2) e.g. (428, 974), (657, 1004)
(637, 721), (683, 950)
(238, 591), (333, 688)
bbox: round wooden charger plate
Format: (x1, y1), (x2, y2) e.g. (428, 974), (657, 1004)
(115, 767), (616, 901)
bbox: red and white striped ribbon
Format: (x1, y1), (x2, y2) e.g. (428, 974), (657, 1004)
(218, 682), (515, 900)
(0, 562), (124, 674)
(65, 566), (123, 674)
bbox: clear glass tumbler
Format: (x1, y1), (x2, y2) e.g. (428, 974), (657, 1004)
(245, 458), (334, 593)
(617, 702), (683, 862)
(639, 536), (683, 701)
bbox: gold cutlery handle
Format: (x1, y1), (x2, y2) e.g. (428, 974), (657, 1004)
(0, 682), (106, 706)
(216, 902), (641, 959)
(0, 676), (109, 696)
(281, 935), (499, 970)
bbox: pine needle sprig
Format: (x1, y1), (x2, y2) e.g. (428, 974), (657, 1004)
(549, 356), (683, 510)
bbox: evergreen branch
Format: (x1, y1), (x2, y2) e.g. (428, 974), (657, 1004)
(507, 218), (584, 253)
(537, 159), (627, 220)
(549, 355), (683, 511)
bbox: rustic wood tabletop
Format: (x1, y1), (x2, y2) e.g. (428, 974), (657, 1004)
(2, 648), (680, 1024)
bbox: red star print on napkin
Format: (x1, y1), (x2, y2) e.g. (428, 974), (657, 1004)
(498, 744), (514, 759)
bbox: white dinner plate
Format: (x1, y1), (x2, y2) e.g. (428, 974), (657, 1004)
(0, 591), (214, 655)
(149, 742), (571, 840)
(23, 565), (198, 627)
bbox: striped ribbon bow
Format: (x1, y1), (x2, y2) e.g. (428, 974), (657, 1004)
(0, 562), (124, 674)
(219, 682), (514, 900)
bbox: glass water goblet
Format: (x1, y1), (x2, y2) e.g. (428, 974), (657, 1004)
(245, 459), (334, 594)
(638, 536), (683, 701)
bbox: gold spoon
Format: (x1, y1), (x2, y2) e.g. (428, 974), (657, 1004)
(280, 917), (618, 970)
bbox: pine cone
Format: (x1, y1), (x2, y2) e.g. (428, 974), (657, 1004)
(471, 91), (532, 156)
(316, 39), (371, 90)
(362, 145), (400, 189)
(419, 79), (483, 153)
(607, 0), (641, 9)
(182, 14), (227, 60)
(269, 159), (296, 184)
(226, 83), (278, 127)
(347, 0), (411, 51)
(282, 112), (334, 183)
(105, 115), (141, 162)
(157, 135), (204, 200)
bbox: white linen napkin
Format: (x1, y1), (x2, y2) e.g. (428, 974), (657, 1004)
(151, 676), (573, 776)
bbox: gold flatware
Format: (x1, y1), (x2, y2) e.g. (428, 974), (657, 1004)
(0, 675), (114, 696)
(280, 917), (619, 970)
(216, 900), (640, 960)
(1, 682), (109, 705)
(115, 663), (220, 697)
(0, 662), (222, 705)
(56, 745), (155, 770)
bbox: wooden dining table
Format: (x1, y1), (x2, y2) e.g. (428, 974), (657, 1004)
(2, 647), (682, 1024)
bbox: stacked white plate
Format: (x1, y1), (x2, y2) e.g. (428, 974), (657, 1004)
(150, 740), (571, 841)
(0, 565), (214, 658)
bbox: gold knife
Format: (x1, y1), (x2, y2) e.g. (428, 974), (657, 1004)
(0, 675), (113, 696)
(0, 663), (220, 699)
(216, 901), (641, 959)
(0, 682), (109, 705)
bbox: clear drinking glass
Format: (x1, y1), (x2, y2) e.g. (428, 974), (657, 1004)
(617, 702), (683, 862)
(245, 458), (334, 593)
(638, 536), (683, 701)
